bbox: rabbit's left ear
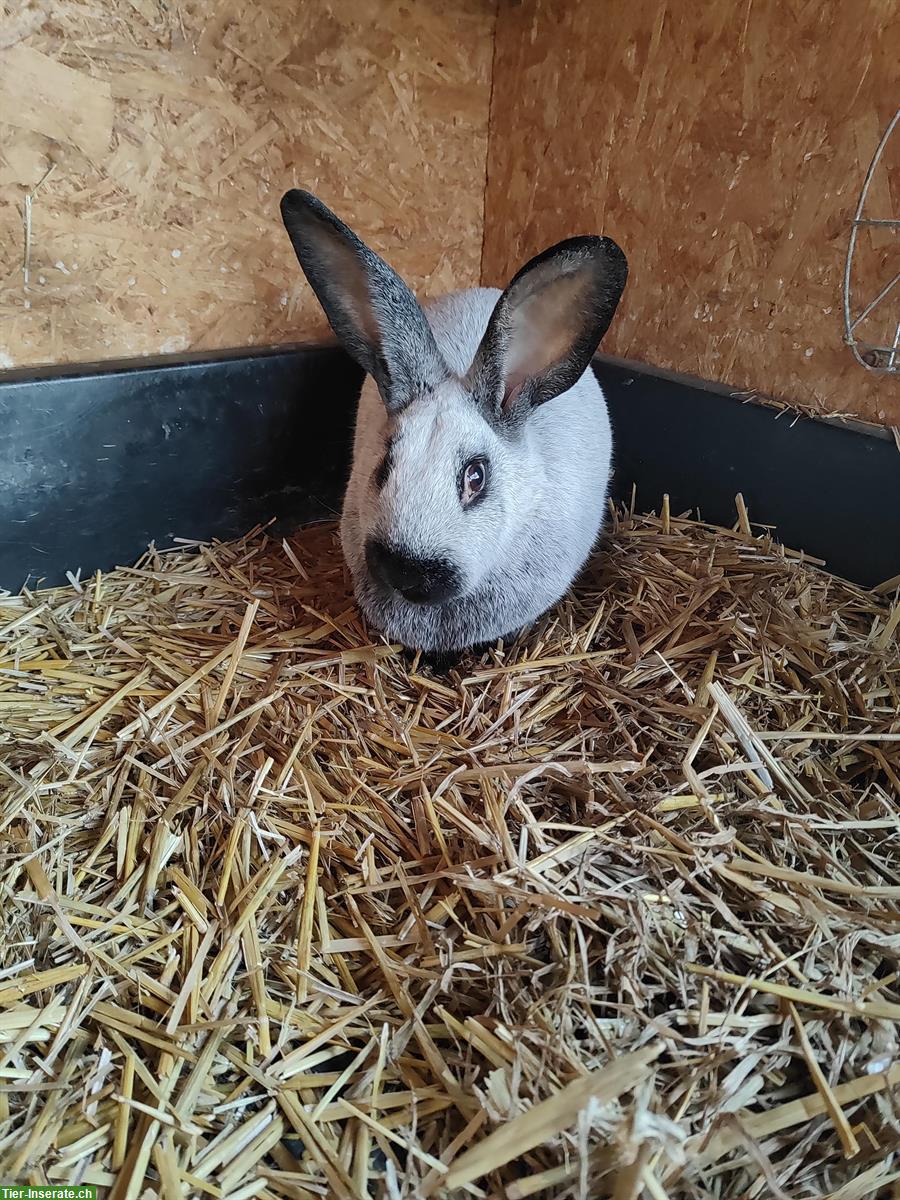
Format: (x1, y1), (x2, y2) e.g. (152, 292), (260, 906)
(281, 189), (448, 413)
(469, 236), (627, 424)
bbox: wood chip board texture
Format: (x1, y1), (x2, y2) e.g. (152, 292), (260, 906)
(2, 509), (900, 1197)
(484, 0), (900, 427)
(0, 0), (493, 368)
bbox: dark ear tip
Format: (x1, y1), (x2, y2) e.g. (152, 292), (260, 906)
(599, 235), (626, 260)
(573, 236), (628, 292)
(510, 235), (628, 291)
(583, 235), (628, 276)
(599, 237), (628, 285)
(280, 188), (316, 220)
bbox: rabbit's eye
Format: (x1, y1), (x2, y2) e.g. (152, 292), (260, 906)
(461, 458), (488, 506)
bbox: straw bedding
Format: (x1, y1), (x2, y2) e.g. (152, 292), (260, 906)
(1, 505), (899, 1200)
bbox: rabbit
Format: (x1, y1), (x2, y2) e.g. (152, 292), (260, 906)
(279, 189), (627, 661)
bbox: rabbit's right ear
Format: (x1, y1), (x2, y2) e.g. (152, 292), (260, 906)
(280, 190), (447, 412)
(469, 236), (627, 426)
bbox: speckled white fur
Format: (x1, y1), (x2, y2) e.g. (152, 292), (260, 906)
(340, 289), (613, 652)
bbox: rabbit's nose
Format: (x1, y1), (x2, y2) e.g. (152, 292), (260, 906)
(366, 540), (461, 604)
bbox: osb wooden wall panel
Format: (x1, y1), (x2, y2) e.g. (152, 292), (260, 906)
(0, 0), (494, 368)
(484, 0), (900, 426)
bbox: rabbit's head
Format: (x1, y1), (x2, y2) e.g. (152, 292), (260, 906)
(280, 189), (626, 610)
